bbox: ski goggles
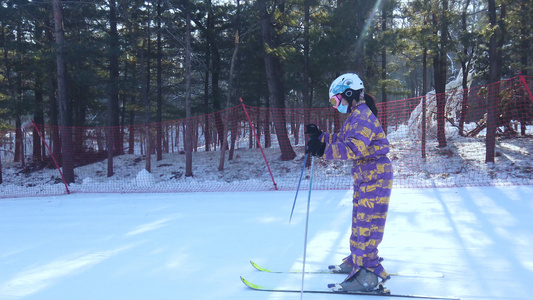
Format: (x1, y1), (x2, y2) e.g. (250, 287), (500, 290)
(329, 94), (343, 108)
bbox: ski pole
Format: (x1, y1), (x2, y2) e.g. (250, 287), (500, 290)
(289, 153), (308, 223)
(300, 156), (315, 299)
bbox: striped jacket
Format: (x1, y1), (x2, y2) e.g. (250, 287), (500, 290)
(320, 101), (390, 161)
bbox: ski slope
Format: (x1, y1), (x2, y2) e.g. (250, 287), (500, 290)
(1, 186), (532, 300)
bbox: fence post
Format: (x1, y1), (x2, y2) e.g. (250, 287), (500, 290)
(31, 120), (70, 194)
(240, 98), (278, 190)
(519, 73), (533, 104)
(421, 95), (427, 159)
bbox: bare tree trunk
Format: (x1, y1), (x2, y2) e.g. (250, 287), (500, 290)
(519, 1), (530, 77)
(156, 0), (163, 161)
(303, 0), (309, 111)
(184, 6), (193, 177)
(303, 0), (310, 166)
(53, 0), (74, 183)
(458, 0), (472, 137)
(45, 20), (60, 161)
(257, 0), (295, 161)
(486, 0), (505, 163)
(381, 0), (388, 133)
(33, 76), (44, 162)
(432, 0), (448, 148)
(33, 20), (46, 162)
(218, 31), (239, 171)
(15, 117), (23, 165)
(140, 34), (151, 172)
(0, 150), (3, 184)
(107, 0), (119, 177)
(50, 68), (60, 161)
(519, 1), (529, 135)
(421, 0), (429, 159)
(15, 24), (24, 166)
(203, 9), (211, 152)
(2, 20), (17, 171)
(145, 76), (152, 172)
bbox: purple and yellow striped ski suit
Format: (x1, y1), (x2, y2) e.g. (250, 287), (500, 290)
(319, 101), (393, 282)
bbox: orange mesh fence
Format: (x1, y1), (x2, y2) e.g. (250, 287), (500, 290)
(0, 75), (532, 198)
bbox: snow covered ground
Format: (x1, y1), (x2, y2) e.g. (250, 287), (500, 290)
(1, 123), (532, 198)
(1, 185), (532, 300)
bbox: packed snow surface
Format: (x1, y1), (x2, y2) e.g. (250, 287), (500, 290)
(1, 186), (532, 300)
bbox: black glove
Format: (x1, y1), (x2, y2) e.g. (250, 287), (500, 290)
(304, 124), (322, 138)
(306, 135), (326, 157)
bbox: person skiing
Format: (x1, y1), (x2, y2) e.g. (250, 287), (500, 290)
(305, 73), (393, 292)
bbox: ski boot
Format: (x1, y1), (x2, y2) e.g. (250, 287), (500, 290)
(328, 261), (352, 274)
(332, 268), (380, 292)
(329, 257), (385, 274)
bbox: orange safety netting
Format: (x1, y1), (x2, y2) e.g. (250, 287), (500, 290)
(1, 75), (532, 198)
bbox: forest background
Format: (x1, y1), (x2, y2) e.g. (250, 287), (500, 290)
(0, 0), (531, 183)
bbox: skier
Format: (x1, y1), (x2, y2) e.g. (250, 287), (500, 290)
(305, 73), (393, 292)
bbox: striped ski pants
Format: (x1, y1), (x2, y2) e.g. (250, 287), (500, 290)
(343, 156), (393, 281)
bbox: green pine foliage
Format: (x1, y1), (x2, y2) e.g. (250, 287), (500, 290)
(0, 0), (530, 127)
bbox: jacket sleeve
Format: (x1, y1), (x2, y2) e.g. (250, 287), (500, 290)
(322, 108), (377, 160)
(319, 131), (341, 144)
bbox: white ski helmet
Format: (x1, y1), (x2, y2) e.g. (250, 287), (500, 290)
(328, 73), (364, 99)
